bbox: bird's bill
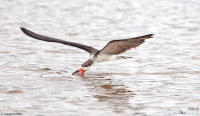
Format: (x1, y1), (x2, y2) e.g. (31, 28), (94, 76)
(72, 68), (86, 77)
(72, 70), (79, 75)
(78, 68), (86, 76)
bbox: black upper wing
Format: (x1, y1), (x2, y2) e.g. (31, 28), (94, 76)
(97, 34), (153, 55)
(20, 27), (98, 55)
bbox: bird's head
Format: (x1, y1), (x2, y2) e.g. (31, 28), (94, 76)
(72, 59), (93, 77)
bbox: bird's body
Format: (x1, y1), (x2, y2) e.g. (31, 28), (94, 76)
(20, 27), (153, 76)
(95, 54), (118, 62)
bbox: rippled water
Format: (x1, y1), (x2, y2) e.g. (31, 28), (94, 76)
(0, 0), (200, 116)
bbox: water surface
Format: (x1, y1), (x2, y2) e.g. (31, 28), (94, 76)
(0, 0), (200, 115)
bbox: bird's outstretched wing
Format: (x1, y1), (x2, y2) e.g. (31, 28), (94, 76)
(97, 34), (153, 55)
(20, 27), (98, 55)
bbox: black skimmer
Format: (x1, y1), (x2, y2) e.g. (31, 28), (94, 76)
(20, 27), (153, 77)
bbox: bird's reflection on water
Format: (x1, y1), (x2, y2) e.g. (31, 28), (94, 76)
(81, 73), (135, 113)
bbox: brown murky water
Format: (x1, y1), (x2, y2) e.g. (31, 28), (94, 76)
(0, 0), (200, 116)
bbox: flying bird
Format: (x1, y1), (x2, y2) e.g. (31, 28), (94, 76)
(20, 27), (153, 77)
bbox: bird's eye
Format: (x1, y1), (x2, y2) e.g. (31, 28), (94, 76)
(85, 65), (88, 67)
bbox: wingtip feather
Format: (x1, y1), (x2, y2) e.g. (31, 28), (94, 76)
(20, 27), (28, 34)
(144, 34), (154, 38)
(20, 27), (25, 31)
